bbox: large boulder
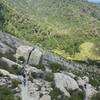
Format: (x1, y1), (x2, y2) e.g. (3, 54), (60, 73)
(16, 45), (33, 61)
(84, 84), (97, 100)
(16, 46), (43, 65)
(77, 76), (89, 87)
(28, 48), (43, 65)
(39, 95), (51, 100)
(54, 73), (79, 97)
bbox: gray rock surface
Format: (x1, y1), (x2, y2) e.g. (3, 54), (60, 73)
(0, 42), (14, 54)
(1, 57), (22, 68)
(84, 84), (97, 100)
(0, 69), (18, 79)
(16, 45), (33, 61)
(39, 95), (51, 100)
(29, 48), (43, 65)
(54, 73), (79, 97)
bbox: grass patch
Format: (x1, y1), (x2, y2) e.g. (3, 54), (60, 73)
(91, 92), (100, 100)
(49, 62), (63, 73)
(70, 90), (85, 100)
(0, 60), (21, 75)
(0, 85), (15, 100)
(11, 79), (21, 88)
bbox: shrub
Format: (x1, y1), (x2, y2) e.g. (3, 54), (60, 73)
(11, 79), (21, 88)
(18, 56), (25, 63)
(44, 72), (54, 82)
(28, 75), (34, 83)
(16, 96), (22, 100)
(0, 61), (21, 75)
(34, 64), (45, 71)
(91, 92), (100, 100)
(49, 62), (63, 73)
(0, 59), (9, 70)
(89, 77), (100, 88)
(50, 87), (69, 100)
(4, 52), (16, 62)
(11, 64), (21, 75)
(0, 85), (15, 100)
(70, 90), (85, 100)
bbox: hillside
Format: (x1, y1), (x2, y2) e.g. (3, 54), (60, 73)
(0, 31), (100, 100)
(0, 0), (100, 60)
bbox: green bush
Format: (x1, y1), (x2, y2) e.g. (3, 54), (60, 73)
(34, 64), (45, 71)
(4, 52), (16, 62)
(91, 92), (100, 100)
(50, 63), (63, 73)
(50, 87), (69, 100)
(11, 64), (21, 75)
(11, 79), (21, 88)
(0, 61), (21, 75)
(89, 77), (100, 88)
(16, 96), (22, 100)
(70, 90), (85, 100)
(18, 56), (25, 64)
(0, 59), (9, 70)
(0, 85), (15, 100)
(44, 72), (54, 82)
(28, 75), (34, 83)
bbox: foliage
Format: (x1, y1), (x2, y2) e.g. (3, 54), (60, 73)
(0, 0), (100, 60)
(70, 90), (85, 100)
(0, 85), (15, 100)
(11, 79), (21, 88)
(34, 64), (45, 71)
(89, 77), (100, 88)
(50, 87), (69, 100)
(50, 62), (63, 72)
(18, 56), (25, 63)
(91, 92), (100, 100)
(44, 72), (54, 82)
(11, 64), (21, 75)
(0, 60), (21, 75)
(28, 75), (34, 83)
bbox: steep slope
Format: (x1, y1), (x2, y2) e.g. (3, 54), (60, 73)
(0, 0), (100, 60)
(0, 31), (100, 100)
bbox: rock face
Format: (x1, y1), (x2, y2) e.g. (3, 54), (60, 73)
(39, 95), (51, 100)
(0, 42), (14, 54)
(84, 84), (97, 100)
(1, 57), (22, 68)
(27, 79), (52, 100)
(0, 31), (26, 48)
(16, 45), (33, 61)
(28, 48), (43, 65)
(0, 31), (100, 100)
(0, 69), (18, 79)
(54, 73), (79, 97)
(16, 46), (43, 65)
(77, 76), (97, 100)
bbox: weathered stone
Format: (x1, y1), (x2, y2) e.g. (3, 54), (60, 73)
(1, 57), (22, 68)
(84, 84), (97, 100)
(28, 48), (42, 65)
(39, 95), (51, 100)
(16, 45), (33, 61)
(0, 69), (18, 79)
(54, 73), (79, 97)
(0, 42), (14, 54)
